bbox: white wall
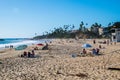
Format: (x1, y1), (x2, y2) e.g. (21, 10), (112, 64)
(116, 31), (120, 42)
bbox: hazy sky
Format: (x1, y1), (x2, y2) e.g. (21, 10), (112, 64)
(0, 0), (120, 38)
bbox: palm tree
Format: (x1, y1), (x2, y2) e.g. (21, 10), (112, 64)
(113, 22), (120, 28)
(79, 21), (84, 31)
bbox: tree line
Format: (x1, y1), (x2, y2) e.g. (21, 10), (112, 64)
(33, 21), (120, 39)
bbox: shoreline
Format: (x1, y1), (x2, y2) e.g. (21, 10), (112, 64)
(0, 39), (51, 50)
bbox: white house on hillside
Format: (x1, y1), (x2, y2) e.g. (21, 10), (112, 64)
(90, 27), (104, 36)
(98, 28), (104, 35)
(111, 28), (120, 42)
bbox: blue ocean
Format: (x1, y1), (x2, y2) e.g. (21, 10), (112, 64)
(0, 38), (51, 50)
(0, 38), (26, 44)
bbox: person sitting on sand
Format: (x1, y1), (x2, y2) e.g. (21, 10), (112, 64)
(92, 48), (96, 55)
(20, 54), (24, 57)
(92, 48), (100, 55)
(28, 52), (31, 58)
(82, 48), (87, 54)
(31, 50), (35, 58)
(34, 46), (38, 50)
(23, 51), (27, 57)
(96, 48), (99, 55)
(42, 42), (48, 50)
(80, 49), (87, 56)
(103, 40), (106, 44)
(99, 45), (102, 49)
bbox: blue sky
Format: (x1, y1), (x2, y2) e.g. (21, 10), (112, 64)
(0, 0), (120, 38)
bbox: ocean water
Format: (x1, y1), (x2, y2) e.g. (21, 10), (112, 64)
(0, 38), (50, 50)
(0, 38), (26, 44)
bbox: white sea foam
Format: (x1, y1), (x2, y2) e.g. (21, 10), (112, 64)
(0, 40), (43, 50)
(0, 39), (51, 50)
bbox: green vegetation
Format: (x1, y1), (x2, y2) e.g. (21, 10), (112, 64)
(33, 21), (120, 39)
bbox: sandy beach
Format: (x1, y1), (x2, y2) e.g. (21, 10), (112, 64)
(0, 39), (120, 80)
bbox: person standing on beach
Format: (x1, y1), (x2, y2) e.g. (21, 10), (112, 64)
(93, 39), (96, 44)
(10, 45), (13, 48)
(107, 39), (109, 45)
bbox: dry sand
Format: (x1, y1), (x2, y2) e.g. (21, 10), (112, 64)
(0, 39), (120, 80)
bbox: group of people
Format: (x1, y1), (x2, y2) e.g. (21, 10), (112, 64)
(95, 39), (117, 45)
(81, 48), (100, 56)
(21, 50), (35, 58)
(92, 48), (100, 55)
(5, 45), (14, 49)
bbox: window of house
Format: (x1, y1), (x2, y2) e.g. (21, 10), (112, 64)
(113, 36), (116, 39)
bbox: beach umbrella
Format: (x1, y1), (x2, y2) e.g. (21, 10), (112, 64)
(82, 43), (92, 48)
(37, 43), (44, 46)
